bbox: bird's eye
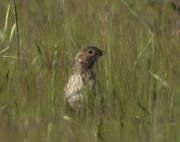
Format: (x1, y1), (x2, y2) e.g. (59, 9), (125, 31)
(87, 49), (95, 55)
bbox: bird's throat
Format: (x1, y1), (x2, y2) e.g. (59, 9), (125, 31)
(73, 61), (94, 74)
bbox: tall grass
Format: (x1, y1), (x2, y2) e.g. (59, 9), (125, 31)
(0, 0), (180, 142)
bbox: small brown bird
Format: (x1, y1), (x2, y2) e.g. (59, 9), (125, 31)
(64, 46), (104, 111)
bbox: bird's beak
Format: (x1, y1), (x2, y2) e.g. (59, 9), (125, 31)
(98, 49), (104, 57)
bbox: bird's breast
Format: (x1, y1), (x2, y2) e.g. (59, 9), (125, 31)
(64, 73), (84, 98)
(64, 72), (96, 110)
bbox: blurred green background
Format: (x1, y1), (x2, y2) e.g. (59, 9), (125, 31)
(0, 0), (180, 142)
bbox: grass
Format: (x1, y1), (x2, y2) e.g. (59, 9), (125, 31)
(0, 0), (180, 142)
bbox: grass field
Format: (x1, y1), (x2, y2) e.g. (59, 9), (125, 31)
(0, 0), (180, 142)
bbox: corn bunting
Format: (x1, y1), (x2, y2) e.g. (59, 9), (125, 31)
(64, 46), (104, 111)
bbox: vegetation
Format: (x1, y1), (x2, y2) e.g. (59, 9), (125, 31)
(0, 0), (179, 142)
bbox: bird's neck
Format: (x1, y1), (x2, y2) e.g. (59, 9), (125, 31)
(73, 61), (94, 75)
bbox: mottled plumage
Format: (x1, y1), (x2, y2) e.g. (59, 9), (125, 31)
(64, 46), (103, 111)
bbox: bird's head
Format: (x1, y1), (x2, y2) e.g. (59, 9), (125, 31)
(74, 46), (104, 69)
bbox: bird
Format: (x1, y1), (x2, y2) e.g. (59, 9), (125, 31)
(63, 46), (104, 112)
